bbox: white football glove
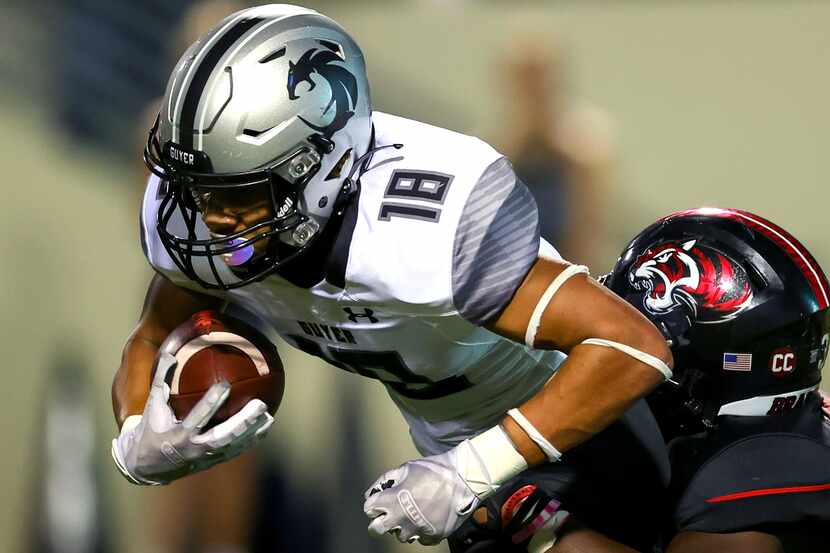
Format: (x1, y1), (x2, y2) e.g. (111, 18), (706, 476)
(363, 426), (528, 545)
(111, 352), (274, 485)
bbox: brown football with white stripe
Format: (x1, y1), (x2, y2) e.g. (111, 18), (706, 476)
(156, 310), (284, 426)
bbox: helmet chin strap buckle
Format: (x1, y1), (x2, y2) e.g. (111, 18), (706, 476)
(308, 134), (335, 154)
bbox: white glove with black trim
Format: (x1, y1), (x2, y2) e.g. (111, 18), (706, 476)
(111, 352), (274, 485)
(363, 426), (528, 545)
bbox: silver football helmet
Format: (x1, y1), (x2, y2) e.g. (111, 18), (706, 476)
(145, 4), (372, 289)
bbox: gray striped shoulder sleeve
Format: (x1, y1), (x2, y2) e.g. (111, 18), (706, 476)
(452, 157), (540, 325)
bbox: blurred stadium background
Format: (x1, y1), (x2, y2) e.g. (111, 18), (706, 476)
(1, 1), (828, 553)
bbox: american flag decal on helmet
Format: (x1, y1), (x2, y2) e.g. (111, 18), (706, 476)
(723, 352), (752, 371)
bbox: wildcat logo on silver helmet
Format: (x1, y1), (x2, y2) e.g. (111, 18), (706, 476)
(287, 41), (358, 139)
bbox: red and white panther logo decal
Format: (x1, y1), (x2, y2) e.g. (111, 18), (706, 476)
(629, 239), (753, 323)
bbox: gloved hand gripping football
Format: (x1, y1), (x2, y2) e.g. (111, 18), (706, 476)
(111, 352), (273, 485)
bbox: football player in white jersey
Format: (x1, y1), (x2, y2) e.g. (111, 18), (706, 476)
(111, 5), (673, 552)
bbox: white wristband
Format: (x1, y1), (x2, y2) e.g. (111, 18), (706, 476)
(525, 265), (589, 348)
(580, 338), (673, 379)
(506, 408), (562, 462)
(455, 425), (528, 500)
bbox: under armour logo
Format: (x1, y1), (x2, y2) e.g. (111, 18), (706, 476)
(344, 307), (378, 323)
(368, 479), (396, 497)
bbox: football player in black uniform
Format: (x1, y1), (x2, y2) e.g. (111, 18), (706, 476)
(604, 207), (830, 552)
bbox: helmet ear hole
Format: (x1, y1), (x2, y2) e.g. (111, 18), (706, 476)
(745, 262), (768, 291)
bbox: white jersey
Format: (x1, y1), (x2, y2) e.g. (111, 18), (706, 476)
(141, 112), (566, 455)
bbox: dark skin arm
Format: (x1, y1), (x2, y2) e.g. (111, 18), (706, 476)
(111, 273), (222, 428)
(666, 531), (783, 553)
(487, 258), (672, 465)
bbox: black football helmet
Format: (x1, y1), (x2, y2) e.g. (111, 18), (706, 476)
(604, 208), (830, 434)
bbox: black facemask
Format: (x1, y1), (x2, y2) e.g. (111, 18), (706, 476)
(144, 116), (339, 290)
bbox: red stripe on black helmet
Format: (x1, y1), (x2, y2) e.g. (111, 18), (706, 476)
(664, 207), (829, 310)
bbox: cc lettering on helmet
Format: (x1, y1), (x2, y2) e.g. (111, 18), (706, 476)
(769, 347), (796, 377)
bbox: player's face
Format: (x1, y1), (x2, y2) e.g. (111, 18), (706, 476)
(198, 184), (276, 264)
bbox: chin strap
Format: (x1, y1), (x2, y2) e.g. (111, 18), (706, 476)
(343, 142), (403, 187)
(332, 142), (404, 215)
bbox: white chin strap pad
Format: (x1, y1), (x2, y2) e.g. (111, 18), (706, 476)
(525, 265), (589, 348)
(580, 338), (673, 379)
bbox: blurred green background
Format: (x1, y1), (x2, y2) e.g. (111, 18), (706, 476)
(1, 1), (828, 553)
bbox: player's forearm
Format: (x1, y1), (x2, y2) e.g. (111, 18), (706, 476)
(112, 332), (163, 428)
(112, 274), (223, 427)
(502, 342), (667, 465)
(486, 257), (672, 465)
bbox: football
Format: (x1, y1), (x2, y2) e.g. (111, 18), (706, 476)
(156, 309), (285, 426)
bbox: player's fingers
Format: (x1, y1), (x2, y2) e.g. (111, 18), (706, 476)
(254, 413), (274, 438)
(216, 418), (270, 461)
(221, 412), (273, 447)
(182, 380), (231, 431)
(363, 485), (404, 523)
(394, 525), (421, 544)
(146, 380), (168, 413)
(208, 413), (271, 451)
(417, 534), (441, 546)
(364, 466), (406, 500)
(366, 511), (393, 538)
(146, 353), (178, 408)
(152, 352), (177, 388)
(192, 399), (267, 447)
(144, 383), (180, 429)
(363, 488), (388, 519)
(364, 504), (387, 519)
